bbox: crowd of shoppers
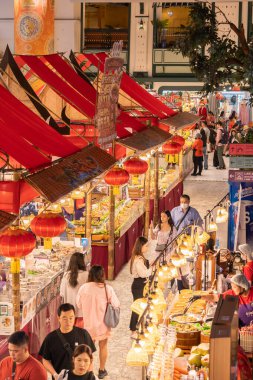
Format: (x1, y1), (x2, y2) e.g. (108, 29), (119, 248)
(192, 108), (253, 176)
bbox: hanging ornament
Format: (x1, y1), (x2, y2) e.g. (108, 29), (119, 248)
(0, 227), (36, 258)
(162, 142), (182, 155)
(104, 167), (129, 195)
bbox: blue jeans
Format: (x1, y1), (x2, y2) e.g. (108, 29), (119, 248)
(203, 146), (208, 169)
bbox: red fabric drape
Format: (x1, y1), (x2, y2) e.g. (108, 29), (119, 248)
(84, 52), (176, 118)
(44, 54), (97, 103)
(0, 85), (78, 159)
(20, 55), (96, 118)
(43, 54), (145, 136)
(0, 116), (51, 169)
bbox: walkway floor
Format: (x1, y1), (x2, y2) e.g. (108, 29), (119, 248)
(93, 152), (229, 380)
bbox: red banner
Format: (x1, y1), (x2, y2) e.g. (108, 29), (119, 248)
(229, 144), (253, 156)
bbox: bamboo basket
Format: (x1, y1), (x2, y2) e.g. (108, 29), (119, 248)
(200, 332), (210, 343)
(176, 331), (201, 350)
(240, 330), (253, 353)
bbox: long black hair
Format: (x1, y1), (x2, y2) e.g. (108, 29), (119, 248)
(67, 252), (86, 288)
(157, 210), (174, 231)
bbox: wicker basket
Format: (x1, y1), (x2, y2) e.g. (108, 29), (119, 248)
(240, 330), (253, 353)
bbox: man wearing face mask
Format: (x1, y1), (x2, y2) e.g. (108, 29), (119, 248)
(171, 194), (203, 234)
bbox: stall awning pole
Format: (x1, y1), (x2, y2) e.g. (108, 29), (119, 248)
(153, 152), (159, 226)
(108, 186), (115, 280)
(144, 159), (151, 238)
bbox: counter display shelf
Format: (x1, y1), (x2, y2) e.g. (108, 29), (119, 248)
(0, 245), (75, 358)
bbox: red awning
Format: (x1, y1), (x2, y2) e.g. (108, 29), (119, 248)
(0, 115), (50, 169)
(0, 84), (78, 160)
(83, 52), (176, 119)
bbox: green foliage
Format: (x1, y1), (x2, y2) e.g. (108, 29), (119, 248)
(174, 2), (253, 102)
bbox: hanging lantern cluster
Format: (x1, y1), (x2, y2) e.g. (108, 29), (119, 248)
(104, 167), (129, 195)
(216, 206), (228, 223)
(0, 227), (36, 258)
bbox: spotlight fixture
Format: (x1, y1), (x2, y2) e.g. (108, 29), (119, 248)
(139, 18), (144, 30)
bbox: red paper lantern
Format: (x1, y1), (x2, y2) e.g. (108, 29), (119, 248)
(0, 228), (36, 258)
(123, 158), (148, 175)
(232, 85), (240, 91)
(30, 212), (67, 238)
(171, 135), (185, 146)
(104, 167), (129, 186)
(162, 142), (182, 155)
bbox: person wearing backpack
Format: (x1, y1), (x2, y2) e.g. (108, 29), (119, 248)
(215, 122), (226, 169)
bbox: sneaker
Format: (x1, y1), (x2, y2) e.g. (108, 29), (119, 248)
(191, 173), (197, 176)
(98, 369), (108, 379)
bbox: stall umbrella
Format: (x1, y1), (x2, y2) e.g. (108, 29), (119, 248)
(0, 226), (36, 330)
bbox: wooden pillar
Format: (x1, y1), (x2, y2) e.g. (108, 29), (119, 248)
(108, 186), (115, 280)
(153, 152), (159, 226)
(144, 159), (151, 238)
(11, 258), (21, 331)
(178, 150), (183, 180)
(86, 191), (92, 240)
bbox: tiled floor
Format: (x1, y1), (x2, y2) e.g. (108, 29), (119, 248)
(93, 151), (229, 380)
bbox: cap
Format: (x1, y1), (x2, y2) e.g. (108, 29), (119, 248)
(231, 274), (250, 291)
(238, 244), (253, 260)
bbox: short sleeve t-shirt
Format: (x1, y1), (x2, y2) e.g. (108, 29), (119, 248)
(39, 327), (96, 374)
(223, 287), (253, 326)
(243, 262), (253, 283)
(0, 355), (47, 380)
(68, 371), (96, 380)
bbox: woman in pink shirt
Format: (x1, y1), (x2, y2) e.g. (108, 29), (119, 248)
(76, 265), (120, 379)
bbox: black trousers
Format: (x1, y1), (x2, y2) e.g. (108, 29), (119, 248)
(193, 156), (203, 175)
(129, 277), (146, 331)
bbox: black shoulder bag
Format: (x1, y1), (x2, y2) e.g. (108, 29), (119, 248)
(56, 329), (74, 357)
(175, 206), (191, 231)
(12, 361), (16, 380)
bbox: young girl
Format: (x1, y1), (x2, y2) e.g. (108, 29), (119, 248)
(58, 344), (97, 380)
(60, 252), (88, 327)
(150, 210), (177, 262)
(129, 236), (153, 335)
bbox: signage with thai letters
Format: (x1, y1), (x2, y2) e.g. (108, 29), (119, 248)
(95, 41), (124, 148)
(229, 144), (253, 156)
(229, 156), (253, 169)
(229, 170), (253, 182)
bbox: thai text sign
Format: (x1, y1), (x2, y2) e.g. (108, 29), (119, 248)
(229, 156), (253, 169)
(229, 144), (253, 156)
(229, 170), (253, 182)
(95, 41), (124, 148)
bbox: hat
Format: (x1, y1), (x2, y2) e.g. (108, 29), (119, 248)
(195, 133), (202, 139)
(231, 274), (250, 291)
(238, 244), (253, 260)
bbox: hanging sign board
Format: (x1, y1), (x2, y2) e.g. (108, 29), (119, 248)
(229, 170), (253, 182)
(229, 156), (253, 169)
(229, 144), (253, 156)
(95, 41), (124, 148)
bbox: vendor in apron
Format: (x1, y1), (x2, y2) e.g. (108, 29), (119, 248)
(203, 274), (253, 327)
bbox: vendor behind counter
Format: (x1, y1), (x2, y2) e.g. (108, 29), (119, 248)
(203, 274), (253, 327)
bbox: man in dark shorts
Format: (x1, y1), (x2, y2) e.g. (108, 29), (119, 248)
(39, 303), (96, 379)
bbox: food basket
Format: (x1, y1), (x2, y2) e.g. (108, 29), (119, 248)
(240, 330), (253, 353)
(200, 332), (210, 343)
(169, 313), (202, 324)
